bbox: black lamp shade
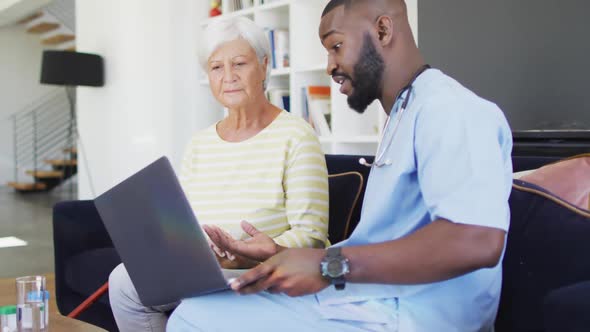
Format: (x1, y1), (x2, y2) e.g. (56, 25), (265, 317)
(41, 51), (104, 87)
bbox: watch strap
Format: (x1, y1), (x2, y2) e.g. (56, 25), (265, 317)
(326, 246), (341, 258)
(325, 247), (346, 290)
(333, 276), (345, 290)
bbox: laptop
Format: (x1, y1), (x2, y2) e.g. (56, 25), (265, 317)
(94, 156), (245, 306)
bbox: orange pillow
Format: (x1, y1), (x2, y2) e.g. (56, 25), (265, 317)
(521, 154), (590, 211)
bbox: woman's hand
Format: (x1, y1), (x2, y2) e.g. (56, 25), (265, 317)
(204, 221), (282, 262)
(207, 236), (258, 269)
(215, 252), (260, 269)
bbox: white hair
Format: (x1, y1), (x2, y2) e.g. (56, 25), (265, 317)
(200, 17), (272, 89)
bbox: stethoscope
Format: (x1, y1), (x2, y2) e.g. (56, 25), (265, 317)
(359, 64), (431, 168)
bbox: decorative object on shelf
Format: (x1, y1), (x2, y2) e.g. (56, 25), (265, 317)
(209, 0), (222, 17)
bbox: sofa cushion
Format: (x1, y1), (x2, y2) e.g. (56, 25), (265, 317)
(520, 154), (590, 211)
(325, 155), (373, 242)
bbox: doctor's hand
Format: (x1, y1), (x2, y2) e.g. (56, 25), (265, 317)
(230, 248), (330, 297)
(203, 221), (282, 262)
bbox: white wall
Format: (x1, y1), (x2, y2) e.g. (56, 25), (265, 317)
(75, 0), (418, 198)
(0, 24), (56, 185)
(76, 0), (212, 199)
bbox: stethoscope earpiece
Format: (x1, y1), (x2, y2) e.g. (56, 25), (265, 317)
(358, 157), (372, 167)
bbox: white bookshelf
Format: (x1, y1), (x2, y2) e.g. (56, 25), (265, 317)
(196, 0), (417, 155)
(270, 67), (291, 77)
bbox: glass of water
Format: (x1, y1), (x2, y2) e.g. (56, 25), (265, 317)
(15, 276), (47, 332)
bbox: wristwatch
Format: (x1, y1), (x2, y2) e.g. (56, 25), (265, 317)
(320, 247), (350, 290)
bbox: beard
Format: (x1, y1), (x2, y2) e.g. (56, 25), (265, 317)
(346, 33), (385, 113)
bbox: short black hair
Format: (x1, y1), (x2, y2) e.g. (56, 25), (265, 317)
(321, 0), (353, 17)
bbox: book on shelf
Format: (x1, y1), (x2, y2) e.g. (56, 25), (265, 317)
(302, 86), (331, 136)
(266, 28), (290, 69)
(227, 0), (254, 12)
(267, 88), (290, 112)
(273, 29), (289, 69)
(301, 87), (309, 122)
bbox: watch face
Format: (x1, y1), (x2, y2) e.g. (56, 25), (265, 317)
(326, 259), (343, 278)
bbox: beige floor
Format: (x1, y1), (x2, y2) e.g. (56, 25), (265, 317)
(0, 183), (107, 331)
(0, 183), (76, 278)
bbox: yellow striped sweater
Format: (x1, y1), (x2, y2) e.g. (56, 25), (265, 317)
(179, 111), (329, 248)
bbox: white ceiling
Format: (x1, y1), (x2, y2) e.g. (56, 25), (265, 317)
(0, 0), (52, 27)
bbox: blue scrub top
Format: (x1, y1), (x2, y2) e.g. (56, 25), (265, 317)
(317, 69), (513, 332)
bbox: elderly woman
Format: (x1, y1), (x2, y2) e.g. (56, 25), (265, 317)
(108, 17), (329, 332)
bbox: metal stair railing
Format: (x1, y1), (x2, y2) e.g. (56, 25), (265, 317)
(7, 89), (76, 187)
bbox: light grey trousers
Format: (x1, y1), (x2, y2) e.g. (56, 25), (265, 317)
(109, 263), (179, 332)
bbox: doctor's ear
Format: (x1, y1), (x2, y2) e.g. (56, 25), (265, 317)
(375, 15), (394, 45)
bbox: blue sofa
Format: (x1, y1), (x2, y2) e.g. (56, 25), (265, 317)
(53, 154), (590, 332)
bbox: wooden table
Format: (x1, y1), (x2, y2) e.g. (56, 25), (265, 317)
(48, 313), (107, 331)
(0, 274), (106, 332)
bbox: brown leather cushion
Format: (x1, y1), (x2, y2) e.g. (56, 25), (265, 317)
(520, 154), (590, 211)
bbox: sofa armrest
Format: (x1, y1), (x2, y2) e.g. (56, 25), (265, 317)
(497, 181), (590, 332)
(52, 200), (117, 315)
(53, 200), (114, 258)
